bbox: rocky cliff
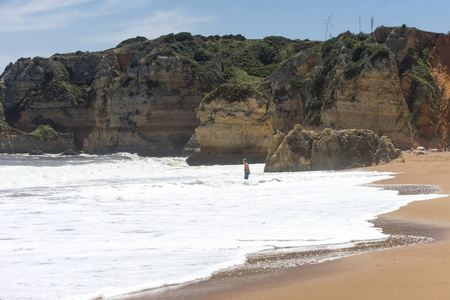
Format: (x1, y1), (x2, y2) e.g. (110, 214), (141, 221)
(264, 125), (401, 172)
(1, 27), (450, 159)
(0, 34), (309, 156)
(266, 26), (450, 150)
(0, 122), (74, 154)
(187, 84), (273, 165)
(0, 35), (220, 155)
(82, 54), (207, 156)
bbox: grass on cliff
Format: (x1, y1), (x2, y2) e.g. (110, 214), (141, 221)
(137, 33), (312, 86)
(342, 34), (391, 79)
(202, 84), (260, 103)
(411, 57), (441, 115)
(30, 125), (59, 141)
(20, 78), (91, 109)
(301, 32), (392, 126)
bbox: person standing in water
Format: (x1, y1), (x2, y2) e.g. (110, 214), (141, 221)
(243, 158), (250, 180)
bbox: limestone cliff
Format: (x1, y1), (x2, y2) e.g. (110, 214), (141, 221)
(375, 26), (442, 146)
(430, 34), (450, 145)
(264, 125), (401, 172)
(0, 35), (223, 155)
(83, 54), (207, 156)
(266, 27), (450, 149)
(0, 123), (74, 154)
(0, 34), (306, 156)
(267, 31), (415, 148)
(2, 28), (450, 158)
(0, 54), (100, 149)
(187, 84), (273, 165)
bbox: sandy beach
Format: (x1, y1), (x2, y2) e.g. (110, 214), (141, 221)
(121, 151), (450, 300)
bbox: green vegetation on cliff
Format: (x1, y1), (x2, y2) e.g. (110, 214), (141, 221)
(136, 33), (313, 86)
(411, 57), (441, 114)
(30, 125), (59, 140)
(203, 84), (260, 103)
(300, 32), (393, 126)
(20, 78), (91, 109)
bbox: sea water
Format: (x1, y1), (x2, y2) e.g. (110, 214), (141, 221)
(0, 153), (443, 300)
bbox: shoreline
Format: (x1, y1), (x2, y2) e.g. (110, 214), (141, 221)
(116, 151), (450, 300)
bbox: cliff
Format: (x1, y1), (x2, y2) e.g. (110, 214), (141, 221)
(0, 123), (74, 154)
(264, 125), (401, 172)
(265, 26), (450, 149)
(0, 34), (309, 156)
(1, 27), (450, 159)
(187, 84), (273, 165)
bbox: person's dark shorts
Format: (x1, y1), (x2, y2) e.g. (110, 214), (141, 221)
(244, 172), (250, 179)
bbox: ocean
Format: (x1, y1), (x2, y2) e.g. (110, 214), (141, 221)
(0, 153), (442, 300)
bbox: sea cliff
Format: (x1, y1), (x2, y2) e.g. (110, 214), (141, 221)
(1, 27), (450, 161)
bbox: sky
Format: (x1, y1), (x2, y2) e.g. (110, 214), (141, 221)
(1, 0), (449, 73)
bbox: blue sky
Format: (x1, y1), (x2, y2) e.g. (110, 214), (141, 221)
(1, 0), (449, 73)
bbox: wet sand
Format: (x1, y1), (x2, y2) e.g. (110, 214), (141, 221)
(117, 151), (450, 300)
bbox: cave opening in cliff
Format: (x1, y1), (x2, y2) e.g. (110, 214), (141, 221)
(3, 105), (21, 128)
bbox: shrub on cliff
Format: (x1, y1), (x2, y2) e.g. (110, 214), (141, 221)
(203, 84), (259, 103)
(20, 78), (91, 108)
(411, 58), (441, 114)
(30, 125), (59, 141)
(343, 36), (391, 79)
(145, 33), (309, 85)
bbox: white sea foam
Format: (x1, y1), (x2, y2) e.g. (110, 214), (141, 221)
(0, 154), (444, 299)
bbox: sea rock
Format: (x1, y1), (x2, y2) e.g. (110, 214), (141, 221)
(29, 149), (45, 155)
(264, 126), (401, 172)
(187, 84), (274, 165)
(60, 149), (79, 156)
(181, 133), (200, 157)
(0, 123), (74, 154)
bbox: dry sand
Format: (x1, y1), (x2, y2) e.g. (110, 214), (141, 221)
(120, 151), (450, 300)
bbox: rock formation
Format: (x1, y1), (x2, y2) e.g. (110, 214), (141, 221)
(0, 35), (222, 156)
(2, 28), (450, 159)
(187, 84), (274, 165)
(0, 102), (4, 122)
(0, 123), (74, 154)
(264, 125), (401, 172)
(267, 31), (415, 148)
(83, 55), (206, 156)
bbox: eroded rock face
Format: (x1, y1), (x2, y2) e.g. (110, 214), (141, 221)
(2, 28), (450, 157)
(0, 103), (4, 122)
(0, 53), (102, 149)
(268, 53), (320, 133)
(266, 33), (415, 149)
(431, 35), (450, 146)
(321, 54), (414, 148)
(264, 126), (401, 172)
(0, 43), (216, 155)
(83, 55), (205, 156)
(0, 58), (45, 111)
(0, 123), (74, 154)
(374, 26), (446, 147)
(187, 85), (273, 165)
